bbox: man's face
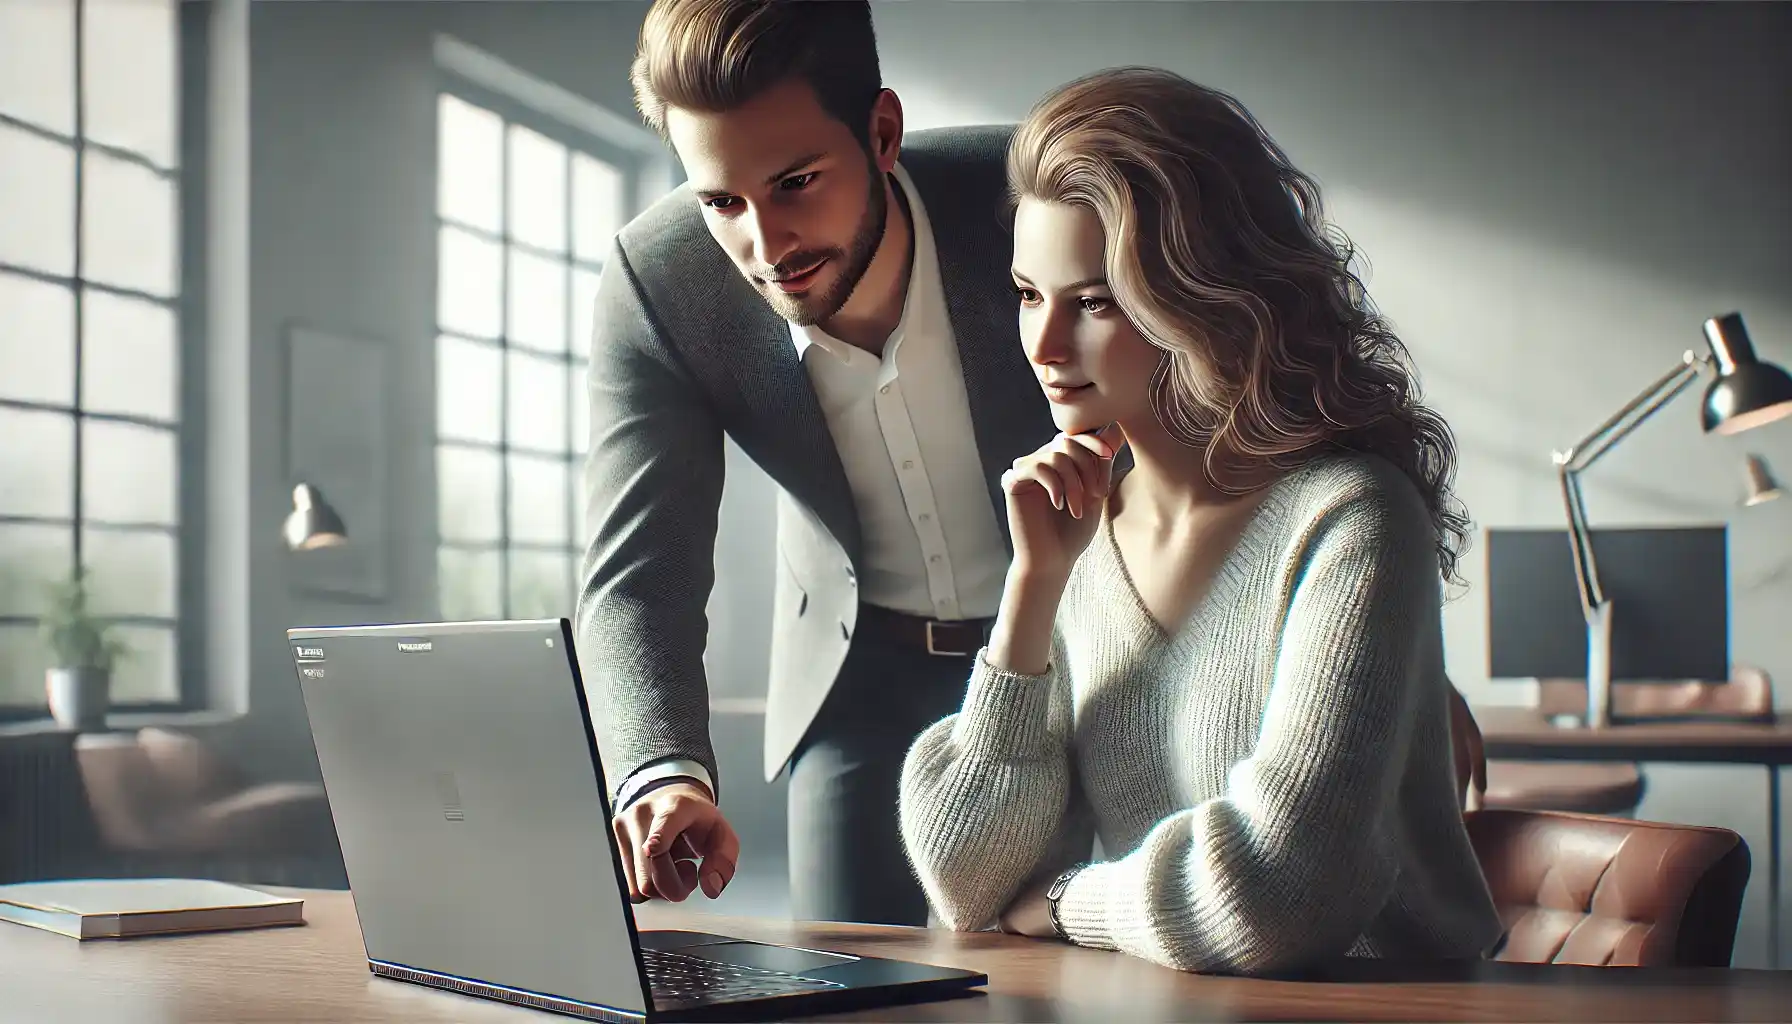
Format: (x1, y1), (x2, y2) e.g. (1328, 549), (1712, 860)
(666, 77), (894, 327)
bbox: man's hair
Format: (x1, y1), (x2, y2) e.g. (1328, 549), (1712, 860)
(632, 0), (884, 146)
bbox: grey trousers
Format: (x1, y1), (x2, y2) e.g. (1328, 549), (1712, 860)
(784, 628), (975, 926)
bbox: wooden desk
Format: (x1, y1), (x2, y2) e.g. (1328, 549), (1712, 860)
(1476, 706), (1792, 966)
(4, 889), (1792, 1022)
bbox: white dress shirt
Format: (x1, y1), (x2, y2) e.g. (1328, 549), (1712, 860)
(617, 163), (1011, 808)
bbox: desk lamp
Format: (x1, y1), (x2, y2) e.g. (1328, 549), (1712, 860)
(1553, 312), (1792, 728)
(283, 483), (349, 551)
(1743, 454), (1782, 507)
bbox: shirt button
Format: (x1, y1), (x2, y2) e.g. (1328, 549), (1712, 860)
(903, 460), (915, 470)
(880, 384), (891, 394)
(918, 513), (932, 523)
(929, 554), (942, 564)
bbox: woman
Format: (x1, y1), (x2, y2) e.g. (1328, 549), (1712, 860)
(896, 67), (1504, 975)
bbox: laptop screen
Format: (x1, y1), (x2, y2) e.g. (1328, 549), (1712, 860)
(290, 619), (653, 1019)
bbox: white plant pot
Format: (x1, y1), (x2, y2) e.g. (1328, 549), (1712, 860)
(46, 666), (110, 731)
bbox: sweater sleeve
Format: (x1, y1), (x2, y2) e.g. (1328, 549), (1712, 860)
(896, 632), (1081, 931)
(1051, 489), (1439, 974)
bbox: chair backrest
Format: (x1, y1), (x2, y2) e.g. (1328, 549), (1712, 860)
(73, 728), (236, 851)
(1447, 685), (1751, 967)
(1465, 808), (1750, 967)
(1536, 666), (1775, 722)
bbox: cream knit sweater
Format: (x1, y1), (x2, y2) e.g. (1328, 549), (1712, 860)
(897, 453), (1504, 974)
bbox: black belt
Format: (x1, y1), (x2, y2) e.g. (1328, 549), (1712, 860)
(855, 604), (993, 657)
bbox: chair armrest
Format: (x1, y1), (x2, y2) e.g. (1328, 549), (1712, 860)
(174, 782), (334, 855)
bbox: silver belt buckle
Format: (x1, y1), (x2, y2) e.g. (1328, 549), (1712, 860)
(924, 620), (971, 657)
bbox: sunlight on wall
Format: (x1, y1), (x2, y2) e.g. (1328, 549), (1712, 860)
(887, 83), (1006, 132)
(1325, 184), (1792, 706)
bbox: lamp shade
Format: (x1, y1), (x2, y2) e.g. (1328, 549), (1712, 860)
(283, 483), (348, 550)
(1700, 312), (1792, 435)
(1744, 454), (1782, 507)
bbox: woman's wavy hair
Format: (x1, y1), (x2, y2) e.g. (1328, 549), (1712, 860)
(1007, 67), (1471, 590)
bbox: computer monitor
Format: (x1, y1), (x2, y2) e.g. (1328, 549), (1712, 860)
(1485, 525), (1729, 682)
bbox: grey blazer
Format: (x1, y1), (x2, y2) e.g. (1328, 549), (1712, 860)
(575, 124), (1056, 795)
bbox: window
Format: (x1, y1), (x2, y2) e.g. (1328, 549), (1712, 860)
(0, 0), (191, 717)
(433, 86), (639, 621)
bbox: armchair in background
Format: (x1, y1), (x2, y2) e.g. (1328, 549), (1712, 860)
(73, 727), (346, 887)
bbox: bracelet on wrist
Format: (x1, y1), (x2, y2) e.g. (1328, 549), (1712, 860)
(1045, 864), (1085, 940)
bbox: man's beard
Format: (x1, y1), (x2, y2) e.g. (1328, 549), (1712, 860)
(760, 163), (888, 328)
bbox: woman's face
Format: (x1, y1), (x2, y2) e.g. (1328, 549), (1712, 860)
(1011, 198), (1165, 436)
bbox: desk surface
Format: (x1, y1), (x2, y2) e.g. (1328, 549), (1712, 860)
(1475, 706), (1792, 764)
(3, 888), (1791, 1022)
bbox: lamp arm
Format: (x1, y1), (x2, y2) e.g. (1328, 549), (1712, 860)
(1554, 352), (1709, 620)
(1558, 351), (1707, 473)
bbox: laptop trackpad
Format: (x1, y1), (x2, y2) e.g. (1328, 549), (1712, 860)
(682, 941), (860, 975)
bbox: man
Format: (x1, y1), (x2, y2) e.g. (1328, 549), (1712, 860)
(578, 0), (1054, 926)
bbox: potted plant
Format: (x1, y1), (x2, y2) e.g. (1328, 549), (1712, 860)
(40, 567), (129, 731)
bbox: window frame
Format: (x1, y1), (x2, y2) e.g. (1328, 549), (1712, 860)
(432, 71), (650, 622)
(0, 0), (209, 723)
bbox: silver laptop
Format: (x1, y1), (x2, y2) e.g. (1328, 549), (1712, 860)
(287, 618), (986, 1022)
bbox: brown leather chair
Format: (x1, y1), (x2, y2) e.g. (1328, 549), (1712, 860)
(1480, 667), (1774, 816)
(74, 727), (334, 859)
(1449, 687), (1752, 967)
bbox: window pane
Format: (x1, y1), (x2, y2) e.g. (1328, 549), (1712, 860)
(108, 624), (177, 703)
(439, 546), (501, 621)
(82, 527), (176, 618)
(570, 267), (600, 359)
(0, 0), (75, 135)
(0, 124), (76, 276)
(506, 247), (567, 353)
(0, 271), (74, 405)
(507, 124), (566, 253)
(83, 0), (178, 169)
(82, 148), (178, 296)
(438, 445), (501, 544)
(437, 94), (502, 233)
(570, 364), (589, 457)
(507, 350), (567, 453)
(0, 624), (52, 708)
(573, 154), (623, 264)
(0, 406), (74, 518)
(438, 226), (502, 339)
(508, 548), (571, 619)
(0, 522), (73, 616)
(436, 335), (502, 445)
(82, 288), (178, 422)
(82, 420), (177, 525)
(508, 455), (568, 545)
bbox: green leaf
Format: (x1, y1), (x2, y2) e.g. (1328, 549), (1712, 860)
(37, 565), (132, 672)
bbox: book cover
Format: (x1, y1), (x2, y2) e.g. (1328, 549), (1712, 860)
(0, 878), (306, 940)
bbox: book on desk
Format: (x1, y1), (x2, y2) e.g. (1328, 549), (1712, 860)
(0, 877), (305, 940)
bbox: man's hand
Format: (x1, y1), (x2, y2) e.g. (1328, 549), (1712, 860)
(612, 781), (740, 903)
(997, 878), (1057, 939)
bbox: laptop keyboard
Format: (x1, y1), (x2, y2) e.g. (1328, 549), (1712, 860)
(642, 948), (845, 1009)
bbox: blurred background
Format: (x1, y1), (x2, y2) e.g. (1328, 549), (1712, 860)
(0, 0), (1787, 969)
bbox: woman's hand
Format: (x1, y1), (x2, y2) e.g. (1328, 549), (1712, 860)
(997, 879), (1058, 939)
(1002, 425), (1124, 583)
